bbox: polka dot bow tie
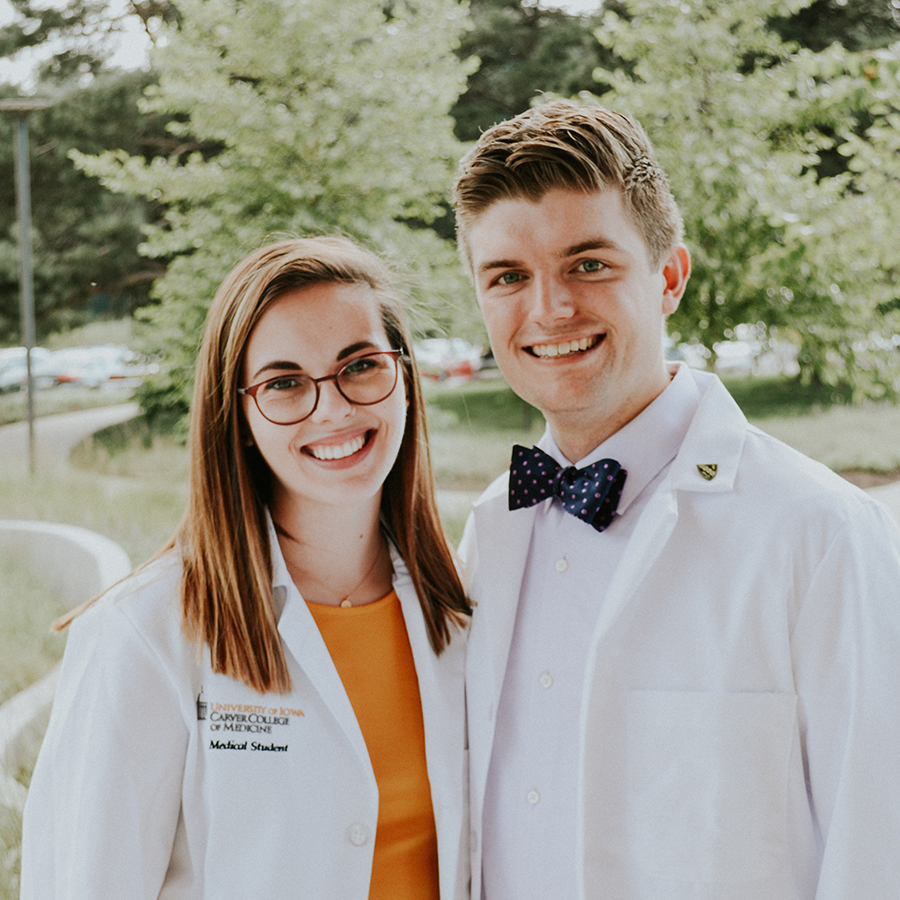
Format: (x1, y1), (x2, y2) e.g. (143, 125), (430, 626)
(508, 444), (627, 533)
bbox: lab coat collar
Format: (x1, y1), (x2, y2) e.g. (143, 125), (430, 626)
(668, 368), (747, 494)
(536, 362), (702, 516)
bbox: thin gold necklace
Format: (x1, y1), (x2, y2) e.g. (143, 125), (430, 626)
(275, 523), (387, 608)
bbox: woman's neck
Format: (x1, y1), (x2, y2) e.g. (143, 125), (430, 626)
(271, 493), (392, 608)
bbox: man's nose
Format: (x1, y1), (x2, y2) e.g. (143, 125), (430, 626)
(531, 273), (577, 322)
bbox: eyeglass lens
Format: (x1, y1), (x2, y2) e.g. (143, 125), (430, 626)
(255, 352), (399, 423)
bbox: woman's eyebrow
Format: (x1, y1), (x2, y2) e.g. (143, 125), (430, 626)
(336, 340), (379, 361)
(249, 341), (379, 381)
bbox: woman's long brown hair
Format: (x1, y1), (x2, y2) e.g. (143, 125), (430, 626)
(60, 236), (470, 694)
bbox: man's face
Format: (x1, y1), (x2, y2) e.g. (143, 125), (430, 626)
(467, 187), (689, 461)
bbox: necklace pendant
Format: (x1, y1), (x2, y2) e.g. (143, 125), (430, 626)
(340, 598), (352, 608)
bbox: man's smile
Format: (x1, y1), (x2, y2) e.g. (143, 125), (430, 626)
(527, 334), (603, 359)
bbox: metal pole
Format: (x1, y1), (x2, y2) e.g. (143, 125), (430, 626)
(12, 114), (36, 474)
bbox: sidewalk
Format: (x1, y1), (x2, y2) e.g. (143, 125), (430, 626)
(0, 402), (138, 477)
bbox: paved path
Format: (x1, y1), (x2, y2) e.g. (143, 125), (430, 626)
(0, 402), (138, 477)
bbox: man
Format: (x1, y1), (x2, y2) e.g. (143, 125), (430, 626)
(453, 100), (900, 899)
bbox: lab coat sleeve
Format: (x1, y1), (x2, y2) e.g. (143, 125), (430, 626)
(21, 599), (189, 900)
(791, 498), (900, 898)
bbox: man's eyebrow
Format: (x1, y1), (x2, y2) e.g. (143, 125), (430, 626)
(476, 239), (625, 276)
(476, 259), (521, 276)
(564, 238), (623, 256)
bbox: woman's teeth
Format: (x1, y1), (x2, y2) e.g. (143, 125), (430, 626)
(308, 434), (366, 460)
(531, 335), (599, 358)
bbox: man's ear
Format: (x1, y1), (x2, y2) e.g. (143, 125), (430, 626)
(661, 245), (691, 316)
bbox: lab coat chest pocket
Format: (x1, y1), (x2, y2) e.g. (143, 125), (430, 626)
(626, 690), (796, 886)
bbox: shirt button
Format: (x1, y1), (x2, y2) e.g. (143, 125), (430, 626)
(555, 558), (568, 573)
(539, 671), (553, 689)
(526, 789), (540, 806)
(347, 823), (371, 846)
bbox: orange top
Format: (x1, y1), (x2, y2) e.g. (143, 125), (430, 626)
(307, 590), (440, 900)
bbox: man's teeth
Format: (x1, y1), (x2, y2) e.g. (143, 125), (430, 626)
(531, 336), (598, 358)
(309, 434), (366, 460)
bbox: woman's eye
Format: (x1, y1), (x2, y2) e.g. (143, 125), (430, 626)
(264, 374), (305, 392)
(343, 357), (379, 376)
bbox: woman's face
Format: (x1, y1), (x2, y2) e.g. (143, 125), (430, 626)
(240, 282), (407, 520)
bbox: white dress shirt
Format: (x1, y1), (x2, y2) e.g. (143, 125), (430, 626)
(481, 364), (700, 900)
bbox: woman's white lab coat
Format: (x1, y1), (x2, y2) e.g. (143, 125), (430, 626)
(463, 369), (900, 899)
(21, 530), (469, 899)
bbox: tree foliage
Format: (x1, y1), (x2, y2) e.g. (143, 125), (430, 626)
(588, 0), (900, 398)
(0, 70), (178, 342)
(74, 0), (474, 420)
(452, 0), (621, 142)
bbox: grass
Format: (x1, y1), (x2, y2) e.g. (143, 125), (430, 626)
(0, 554), (66, 706)
(0, 560), (62, 900)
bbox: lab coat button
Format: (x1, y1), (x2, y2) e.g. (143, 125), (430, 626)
(555, 558), (568, 573)
(526, 789), (540, 805)
(347, 823), (371, 846)
(539, 671), (553, 689)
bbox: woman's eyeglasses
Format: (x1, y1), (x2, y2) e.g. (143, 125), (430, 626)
(239, 350), (405, 425)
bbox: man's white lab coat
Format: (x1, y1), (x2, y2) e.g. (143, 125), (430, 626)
(21, 537), (469, 899)
(462, 369), (900, 899)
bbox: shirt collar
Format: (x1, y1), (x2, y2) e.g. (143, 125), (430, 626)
(537, 362), (701, 515)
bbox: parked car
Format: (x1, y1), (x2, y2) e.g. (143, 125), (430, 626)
(32, 345), (152, 389)
(0, 346), (51, 392)
(414, 337), (484, 381)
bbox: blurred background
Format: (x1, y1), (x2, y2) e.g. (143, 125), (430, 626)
(1, 1), (900, 892)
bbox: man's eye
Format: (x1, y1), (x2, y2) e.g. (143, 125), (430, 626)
(498, 272), (522, 285)
(578, 259), (604, 273)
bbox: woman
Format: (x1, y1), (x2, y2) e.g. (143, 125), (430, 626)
(20, 236), (471, 899)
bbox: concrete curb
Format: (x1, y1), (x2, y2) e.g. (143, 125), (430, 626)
(0, 520), (131, 812)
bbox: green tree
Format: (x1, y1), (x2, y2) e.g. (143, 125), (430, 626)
(74, 0), (475, 420)
(0, 70), (178, 342)
(589, 0), (900, 397)
(772, 0), (900, 52)
(452, 0), (621, 142)
(0, 0), (174, 83)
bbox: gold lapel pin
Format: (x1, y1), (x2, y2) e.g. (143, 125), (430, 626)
(697, 464), (718, 481)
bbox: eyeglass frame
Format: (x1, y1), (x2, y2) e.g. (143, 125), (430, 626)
(238, 349), (407, 426)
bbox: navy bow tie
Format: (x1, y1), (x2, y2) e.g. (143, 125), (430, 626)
(508, 444), (627, 533)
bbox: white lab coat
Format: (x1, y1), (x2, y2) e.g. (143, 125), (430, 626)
(461, 369), (900, 900)
(21, 529), (469, 900)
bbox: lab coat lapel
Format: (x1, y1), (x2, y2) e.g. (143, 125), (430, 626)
(269, 522), (374, 778)
(577, 374), (751, 896)
(465, 484), (538, 815)
(391, 544), (457, 780)
(276, 592), (374, 775)
(586, 371), (747, 656)
(392, 546), (466, 900)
